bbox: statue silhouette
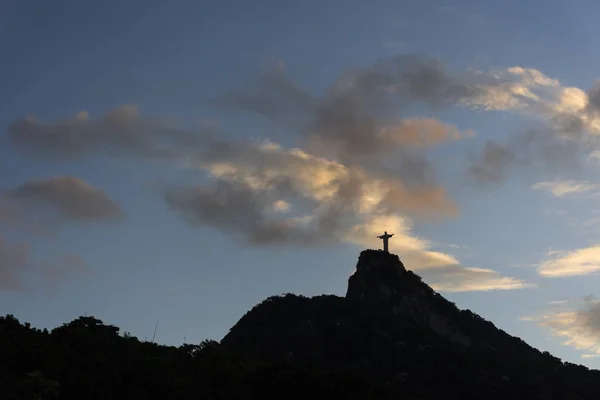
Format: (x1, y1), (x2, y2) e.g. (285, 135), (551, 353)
(377, 231), (394, 253)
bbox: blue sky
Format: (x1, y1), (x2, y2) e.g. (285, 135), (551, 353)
(4, 0), (600, 367)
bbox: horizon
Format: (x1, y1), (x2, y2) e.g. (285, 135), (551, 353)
(3, 0), (600, 368)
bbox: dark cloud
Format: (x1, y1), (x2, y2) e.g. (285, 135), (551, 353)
(466, 127), (594, 186)
(0, 236), (30, 291)
(468, 140), (517, 184)
(582, 298), (600, 334)
(164, 181), (328, 247)
(6, 105), (211, 162)
(586, 81), (600, 114)
(210, 61), (316, 123)
(163, 135), (458, 246)
(0, 201), (19, 225)
(0, 236), (87, 292)
(4, 176), (123, 222)
(40, 253), (89, 294)
(212, 54), (600, 188)
(210, 54), (479, 178)
(0, 177), (99, 292)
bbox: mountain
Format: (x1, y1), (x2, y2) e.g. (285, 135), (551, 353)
(221, 249), (600, 399)
(2, 249), (600, 399)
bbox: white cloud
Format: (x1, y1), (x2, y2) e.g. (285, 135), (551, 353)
(532, 180), (598, 197)
(538, 245), (600, 277)
(582, 217), (600, 227)
(343, 214), (530, 292)
(430, 269), (533, 292)
(549, 299), (572, 305)
(581, 354), (600, 359)
(271, 200), (291, 213)
(588, 151), (600, 163)
(522, 296), (600, 358)
(344, 213), (460, 268)
(542, 208), (568, 216)
(464, 67), (596, 129)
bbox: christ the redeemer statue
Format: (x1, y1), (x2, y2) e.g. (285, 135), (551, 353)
(377, 231), (394, 253)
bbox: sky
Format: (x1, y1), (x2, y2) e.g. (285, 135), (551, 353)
(4, 0), (600, 367)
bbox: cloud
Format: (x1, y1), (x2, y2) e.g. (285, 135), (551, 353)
(467, 141), (517, 184)
(211, 55), (600, 188)
(0, 236), (30, 291)
(383, 41), (405, 49)
(39, 253), (89, 294)
(222, 56), (471, 123)
(165, 181), (324, 247)
(271, 200), (291, 213)
(9, 54), (600, 187)
(210, 55), (485, 187)
(462, 66), (588, 120)
(522, 296), (600, 358)
(0, 201), (20, 225)
(6, 105), (204, 162)
(581, 354), (600, 359)
(588, 150), (600, 163)
(177, 137), (458, 231)
(427, 266), (534, 292)
(532, 180), (598, 197)
(165, 137), (529, 292)
(344, 213), (459, 268)
(8, 53), (586, 292)
(344, 213), (531, 292)
(452, 65), (600, 184)
(4, 176), (123, 222)
(366, 117), (473, 147)
(581, 216), (600, 228)
(0, 236), (86, 292)
(207, 139), (459, 216)
(538, 245), (600, 277)
(462, 66), (600, 184)
(219, 57), (593, 136)
(0, 177), (101, 292)
(0, 178), (104, 292)
(585, 80), (600, 114)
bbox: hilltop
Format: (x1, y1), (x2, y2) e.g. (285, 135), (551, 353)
(1, 250), (599, 399)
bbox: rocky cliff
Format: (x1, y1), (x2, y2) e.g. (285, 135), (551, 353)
(346, 250), (472, 347)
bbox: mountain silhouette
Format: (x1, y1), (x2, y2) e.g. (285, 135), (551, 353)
(221, 250), (600, 398)
(2, 249), (600, 399)
(223, 250), (535, 356)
